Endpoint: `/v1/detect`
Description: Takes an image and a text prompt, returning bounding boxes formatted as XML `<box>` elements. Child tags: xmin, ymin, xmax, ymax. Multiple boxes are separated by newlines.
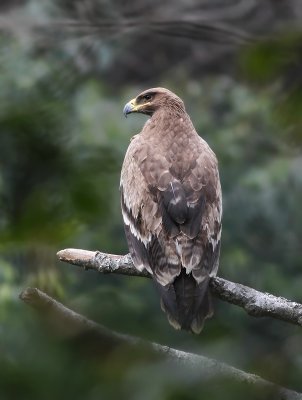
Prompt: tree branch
<box><xmin>19</xmin><ymin>287</ymin><xmax>302</xmax><ymax>400</ymax></box>
<box><xmin>57</xmin><ymin>248</ymin><xmax>302</xmax><ymax>328</ymax></box>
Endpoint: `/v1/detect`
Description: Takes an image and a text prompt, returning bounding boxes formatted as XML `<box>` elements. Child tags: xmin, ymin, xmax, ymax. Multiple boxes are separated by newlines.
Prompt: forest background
<box><xmin>1</xmin><ymin>1</ymin><xmax>302</xmax><ymax>399</ymax></box>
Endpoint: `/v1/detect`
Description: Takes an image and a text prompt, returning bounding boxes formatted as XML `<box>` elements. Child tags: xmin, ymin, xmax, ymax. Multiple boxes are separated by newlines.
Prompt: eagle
<box><xmin>121</xmin><ymin>88</ymin><xmax>222</xmax><ymax>333</ymax></box>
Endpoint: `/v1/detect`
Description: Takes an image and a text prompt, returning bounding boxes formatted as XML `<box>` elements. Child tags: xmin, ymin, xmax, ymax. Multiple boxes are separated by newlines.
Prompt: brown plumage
<box><xmin>121</xmin><ymin>88</ymin><xmax>222</xmax><ymax>333</ymax></box>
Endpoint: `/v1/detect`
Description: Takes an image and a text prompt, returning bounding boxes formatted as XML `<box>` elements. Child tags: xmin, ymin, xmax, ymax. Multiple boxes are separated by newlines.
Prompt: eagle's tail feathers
<box><xmin>156</xmin><ymin>271</ymin><xmax>213</xmax><ymax>334</ymax></box>
<box><xmin>190</xmin><ymin>290</ymin><xmax>213</xmax><ymax>334</ymax></box>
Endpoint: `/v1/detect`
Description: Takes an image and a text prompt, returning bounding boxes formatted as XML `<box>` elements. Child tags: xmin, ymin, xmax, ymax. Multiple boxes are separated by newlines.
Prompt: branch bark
<box><xmin>20</xmin><ymin>287</ymin><xmax>302</xmax><ymax>400</ymax></box>
<box><xmin>57</xmin><ymin>248</ymin><xmax>302</xmax><ymax>328</ymax></box>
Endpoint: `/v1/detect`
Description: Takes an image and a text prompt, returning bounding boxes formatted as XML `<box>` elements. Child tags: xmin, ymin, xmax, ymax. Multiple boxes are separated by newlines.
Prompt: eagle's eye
<box><xmin>143</xmin><ymin>94</ymin><xmax>152</xmax><ymax>101</ymax></box>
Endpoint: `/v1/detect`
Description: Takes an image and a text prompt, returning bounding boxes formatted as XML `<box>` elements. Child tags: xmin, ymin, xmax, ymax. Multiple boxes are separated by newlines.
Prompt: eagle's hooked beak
<box><xmin>123</xmin><ymin>98</ymin><xmax>138</xmax><ymax>118</ymax></box>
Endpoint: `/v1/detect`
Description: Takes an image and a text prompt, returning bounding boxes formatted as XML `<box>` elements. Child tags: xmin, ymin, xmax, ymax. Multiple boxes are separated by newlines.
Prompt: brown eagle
<box><xmin>121</xmin><ymin>88</ymin><xmax>222</xmax><ymax>333</ymax></box>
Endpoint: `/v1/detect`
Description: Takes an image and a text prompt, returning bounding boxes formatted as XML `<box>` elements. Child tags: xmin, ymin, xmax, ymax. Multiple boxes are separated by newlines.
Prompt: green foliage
<box><xmin>240</xmin><ymin>32</ymin><xmax>302</xmax><ymax>142</ymax></box>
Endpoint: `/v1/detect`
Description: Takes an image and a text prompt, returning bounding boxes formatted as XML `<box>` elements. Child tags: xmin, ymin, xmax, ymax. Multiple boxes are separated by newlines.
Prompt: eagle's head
<box><xmin>123</xmin><ymin>87</ymin><xmax>185</xmax><ymax>118</ymax></box>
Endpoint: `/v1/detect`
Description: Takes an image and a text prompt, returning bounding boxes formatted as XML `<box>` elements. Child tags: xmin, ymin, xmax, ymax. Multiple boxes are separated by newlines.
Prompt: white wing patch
<box><xmin>121</xmin><ymin>207</ymin><xmax>151</xmax><ymax>246</ymax></box>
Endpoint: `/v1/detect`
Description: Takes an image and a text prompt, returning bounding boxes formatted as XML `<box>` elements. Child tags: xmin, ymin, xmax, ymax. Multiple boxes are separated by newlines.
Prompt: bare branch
<box><xmin>20</xmin><ymin>287</ymin><xmax>302</xmax><ymax>400</ymax></box>
<box><xmin>57</xmin><ymin>248</ymin><xmax>302</xmax><ymax>328</ymax></box>
<box><xmin>19</xmin><ymin>287</ymin><xmax>136</xmax><ymax>347</ymax></box>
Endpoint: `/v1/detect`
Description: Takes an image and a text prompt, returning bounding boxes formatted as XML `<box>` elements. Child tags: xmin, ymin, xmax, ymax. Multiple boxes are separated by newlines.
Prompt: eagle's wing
<box><xmin>179</xmin><ymin>138</ymin><xmax>222</xmax><ymax>283</ymax></box>
<box><xmin>120</xmin><ymin>134</ymin><xmax>172</xmax><ymax>277</ymax></box>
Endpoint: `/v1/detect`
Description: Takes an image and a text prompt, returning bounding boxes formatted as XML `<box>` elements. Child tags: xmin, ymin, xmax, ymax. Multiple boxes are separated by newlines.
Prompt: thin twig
<box><xmin>57</xmin><ymin>248</ymin><xmax>302</xmax><ymax>328</ymax></box>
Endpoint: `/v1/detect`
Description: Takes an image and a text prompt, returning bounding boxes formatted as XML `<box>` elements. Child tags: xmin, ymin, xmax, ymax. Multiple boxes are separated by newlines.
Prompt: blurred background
<box><xmin>1</xmin><ymin>0</ymin><xmax>302</xmax><ymax>399</ymax></box>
